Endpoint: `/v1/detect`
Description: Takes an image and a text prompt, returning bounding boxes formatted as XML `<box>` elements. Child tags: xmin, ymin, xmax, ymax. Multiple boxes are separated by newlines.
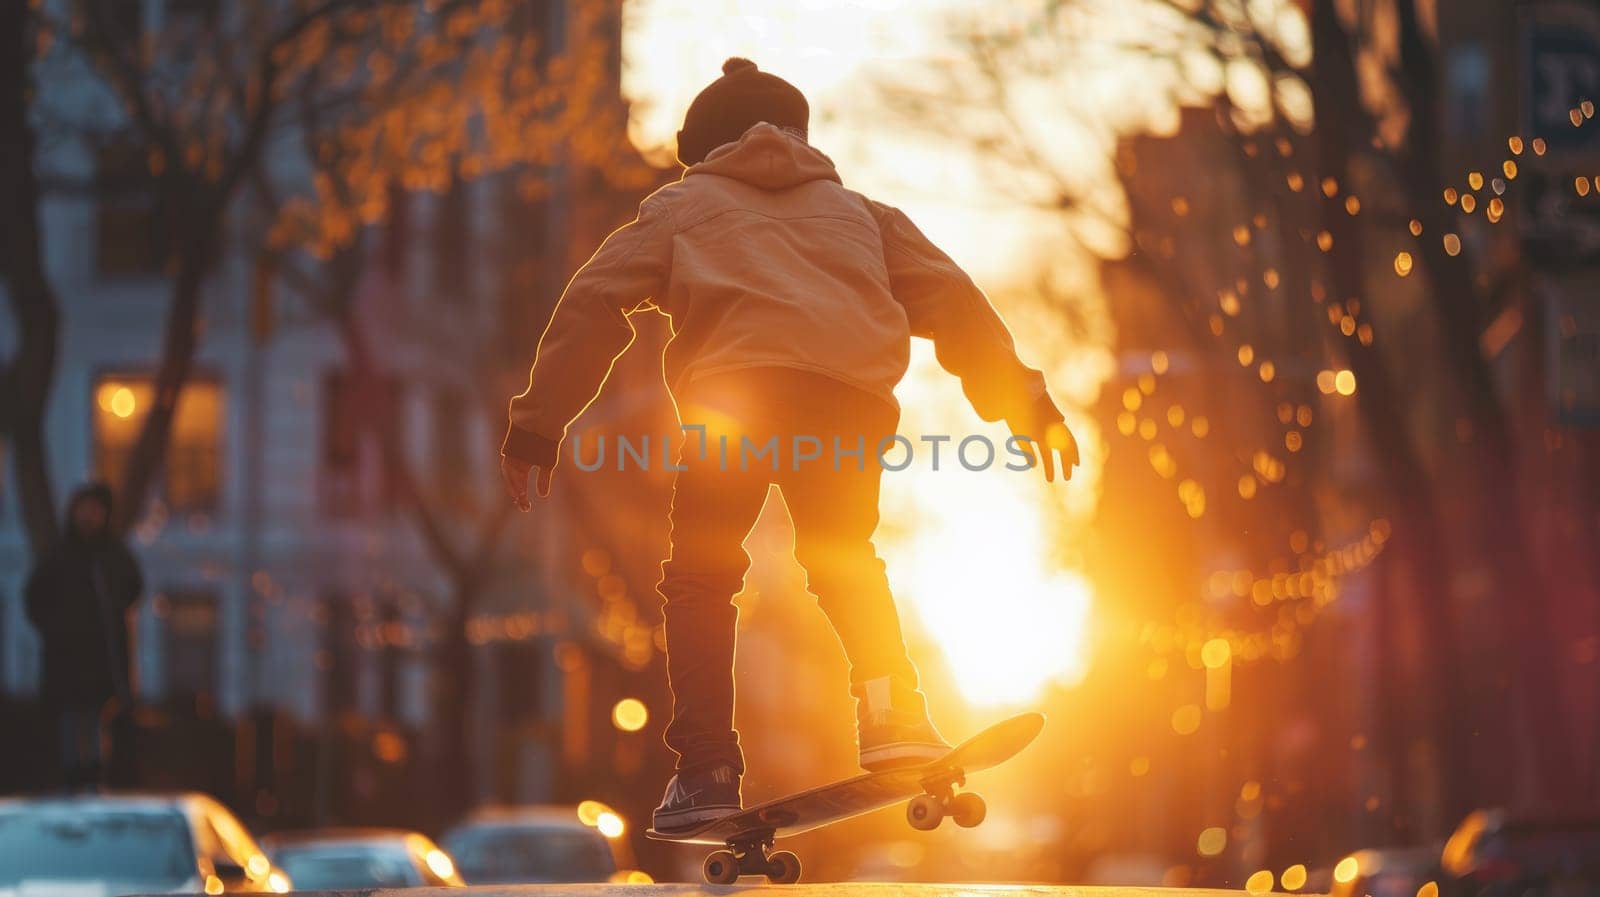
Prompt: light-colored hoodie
<box><xmin>503</xmin><ymin>123</ymin><xmax>1056</xmax><ymax>467</ymax></box>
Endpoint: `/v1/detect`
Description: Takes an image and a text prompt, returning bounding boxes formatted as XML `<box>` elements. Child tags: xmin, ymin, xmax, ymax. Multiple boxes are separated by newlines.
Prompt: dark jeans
<box><xmin>660</xmin><ymin>368</ymin><xmax>922</xmax><ymax>774</ymax></box>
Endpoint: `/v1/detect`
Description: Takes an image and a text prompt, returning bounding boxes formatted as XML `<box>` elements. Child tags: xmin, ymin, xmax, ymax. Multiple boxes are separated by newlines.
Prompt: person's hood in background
<box><xmin>63</xmin><ymin>481</ymin><xmax>115</xmax><ymax>543</ymax></box>
<box><xmin>685</xmin><ymin>123</ymin><xmax>841</xmax><ymax>192</ymax></box>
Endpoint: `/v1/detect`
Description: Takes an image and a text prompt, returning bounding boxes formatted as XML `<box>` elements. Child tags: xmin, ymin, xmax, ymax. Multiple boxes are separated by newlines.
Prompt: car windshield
<box><xmin>0</xmin><ymin>806</ymin><xmax>194</xmax><ymax>889</ymax></box>
<box><xmin>273</xmin><ymin>846</ymin><xmax>419</xmax><ymax>889</ymax></box>
<box><xmin>444</xmin><ymin>826</ymin><xmax>614</xmax><ymax>883</ymax></box>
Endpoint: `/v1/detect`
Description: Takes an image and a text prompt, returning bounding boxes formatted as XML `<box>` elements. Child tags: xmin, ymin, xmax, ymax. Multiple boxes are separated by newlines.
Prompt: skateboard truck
<box><xmin>701</xmin><ymin>829</ymin><xmax>802</xmax><ymax>884</ymax></box>
<box><xmin>906</xmin><ymin>767</ymin><xmax>987</xmax><ymax>831</ymax></box>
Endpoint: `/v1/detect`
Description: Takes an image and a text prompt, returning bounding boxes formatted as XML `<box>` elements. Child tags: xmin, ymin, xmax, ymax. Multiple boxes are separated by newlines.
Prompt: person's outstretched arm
<box><xmin>502</xmin><ymin>197</ymin><xmax>673</xmax><ymax>507</ymax></box>
<box><xmin>866</xmin><ymin>199</ymin><xmax>1079</xmax><ymax>481</ymax></box>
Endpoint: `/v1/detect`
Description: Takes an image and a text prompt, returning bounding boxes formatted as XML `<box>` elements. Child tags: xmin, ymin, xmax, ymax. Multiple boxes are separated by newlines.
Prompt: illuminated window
<box><xmin>93</xmin><ymin>375</ymin><xmax>223</xmax><ymax>512</ymax></box>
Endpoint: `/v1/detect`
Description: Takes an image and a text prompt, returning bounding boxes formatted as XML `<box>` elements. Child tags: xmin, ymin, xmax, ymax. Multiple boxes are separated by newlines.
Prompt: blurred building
<box><xmin>1089</xmin><ymin>0</ymin><xmax>1600</xmax><ymax>875</ymax></box>
<box><xmin>0</xmin><ymin>0</ymin><xmax>674</xmax><ymax>817</ymax></box>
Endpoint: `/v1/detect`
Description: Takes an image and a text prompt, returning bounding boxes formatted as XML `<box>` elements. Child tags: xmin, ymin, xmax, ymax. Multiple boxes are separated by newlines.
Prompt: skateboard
<box><xmin>646</xmin><ymin>711</ymin><xmax>1044</xmax><ymax>884</ymax></box>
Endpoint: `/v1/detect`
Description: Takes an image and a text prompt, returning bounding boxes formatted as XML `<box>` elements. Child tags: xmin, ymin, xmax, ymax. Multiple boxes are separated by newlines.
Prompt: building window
<box><xmin>1447</xmin><ymin>43</ymin><xmax>1490</xmax><ymax>140</ymax></box>
<box><xmin>383</xmin><ymin>185</ymin><xmax>410</xmax><ymax>280</ymax></box>
<box><xmin>322</xmin><ymin>592</ymin><xmax>359</xmax><ymax>717</ymax></box>
<box><xmin>155</xmin><ymin>589</ymin><xmax>218</xmax><ymax>702</ymax></box>
<box><xmin>104</xmin><ymin>0</ymin><xmax>144</xmax><ymax>41</ymax></box>
<box><xmin>497</xmin><ymin>188</ymin><xmax>552</xmax><ymax>360</ymax></box>
<box><xmin>321</xmin><ymin>372</ymin><xmax>404</xmax><ymax>517</ymax></box>
<box><xmin>434</xmin><ymin>177</ymin><xmax>471</xmax><ymax>299</ymax></box>
<box><xmin>536</xmin><ymin>0</ymin><xmax>566</xmax><ymax>59</ymax></box>
<box><xmin>497</xmin><ymin>641</ymin><xmax>544</xmax><ymax>722</ymax></box>
<box><xmin>93</xmin><ymin>375</ymin><xmax>223</xmax><ymax>513</ymax></box>
<box><xmin>164</xmin><ymin>0</ymin><xmax>218</xmax><ymax>33</ymax></box>
<box><xmin>434</xmin><ymin>389</ymin><xmax>472</xmax><ymax>511</ymax></box>
<box><xmin>94</xmin><ymin>143</ymin><xmax>165</xmax><ymax>278</ymax></box>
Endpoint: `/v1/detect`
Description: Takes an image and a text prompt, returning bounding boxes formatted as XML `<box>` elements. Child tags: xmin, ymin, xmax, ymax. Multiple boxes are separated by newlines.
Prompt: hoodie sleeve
<box><xmin>865</xmin><ymin>199</ymin><xmax>1061</xmax><ymax>427</ymax></box>
<box><xmin>503</xmin><ymin>197</ymin><xmax>674</xmax><ymax>467</ymax></box>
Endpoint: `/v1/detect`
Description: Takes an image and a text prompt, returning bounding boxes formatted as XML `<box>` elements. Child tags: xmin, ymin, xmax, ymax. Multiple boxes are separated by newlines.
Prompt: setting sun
<box><xmin>880</xmin><ymin>353</ymin><xmax>1094</xmax><ymax>707</ymax></box>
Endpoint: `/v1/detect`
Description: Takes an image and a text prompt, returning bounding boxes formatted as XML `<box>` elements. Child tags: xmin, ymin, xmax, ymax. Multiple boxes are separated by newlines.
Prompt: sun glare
<box><xmin>880</xmin><ymin>351</ymin><xmax>1094</xmax><ymax>707</ymax></box>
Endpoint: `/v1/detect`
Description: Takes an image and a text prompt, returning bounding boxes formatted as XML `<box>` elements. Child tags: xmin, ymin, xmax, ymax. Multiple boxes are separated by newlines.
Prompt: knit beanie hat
<box><xmin>677</xmin><ymin>58</ymin><xmax>810</xmax><ymax>167</ymax></box>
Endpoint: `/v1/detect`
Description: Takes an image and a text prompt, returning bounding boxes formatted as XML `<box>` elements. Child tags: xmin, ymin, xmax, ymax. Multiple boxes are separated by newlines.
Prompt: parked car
<box><xmin>1330</xmin><ymin>846</ymin><xmax>1442</xmax><ymax>897</ymax></box>
<box><xmin>440</xmin><ymin>806</ymin><xmax>619</xmax><ymax>883</ymax></box>
<box><xmin>0</xmin><ymin>792</ymin><xmax>290</xmax><ymax>895</ymax></box>
<box><xmin>1441</xmin><ymin>809</ymin><xmax>1600</xmax><ymax>897</ymax></box>
<box><xmin>261</xmin><ymin>828</ymin><xmax>465</xmax><ymax>889</ymax></box>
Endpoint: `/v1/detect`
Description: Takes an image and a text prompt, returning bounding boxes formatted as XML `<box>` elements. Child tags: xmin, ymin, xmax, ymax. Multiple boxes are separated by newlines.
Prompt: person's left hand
<box><xmin>501</xmin><ymin>454</ymin><xmax>553</xmax><ymax>511</ymax></box>
<box><xmin>1008</xmin><ymin>392</ymin><xmax>1080</xmax><ymax>484</ymax></box>
<box><xmin>1013</xmin><ymin>419</ymin><xmax>1080</xmax><ymax>483</ymax></box>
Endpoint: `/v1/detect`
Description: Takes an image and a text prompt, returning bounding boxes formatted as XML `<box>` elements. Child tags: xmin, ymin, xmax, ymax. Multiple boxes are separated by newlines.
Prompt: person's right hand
<box><xmin>501</xmin><ymin>454</ymin><xmax>554</xmax><ymax>511</ymax></box>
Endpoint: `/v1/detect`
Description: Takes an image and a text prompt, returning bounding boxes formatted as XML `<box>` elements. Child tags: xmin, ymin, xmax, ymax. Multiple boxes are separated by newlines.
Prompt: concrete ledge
<box><xmin>266</xmin><ymin>885</ymin><xmax>1284</xmax><ymax>897</ymax></box>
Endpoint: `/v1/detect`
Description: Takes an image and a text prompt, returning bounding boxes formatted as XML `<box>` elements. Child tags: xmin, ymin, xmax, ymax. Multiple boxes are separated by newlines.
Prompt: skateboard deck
<box><xmin>646</xmin><ymin>712</ymin><xmax>1043</xmax><ymax>882</ymax></box>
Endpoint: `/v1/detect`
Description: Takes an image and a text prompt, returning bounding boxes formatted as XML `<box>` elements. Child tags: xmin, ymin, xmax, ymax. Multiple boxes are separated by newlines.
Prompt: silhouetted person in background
<box><xmin>25</xmin><ymin>483</ymin><xmax>143</xmax><ymax>787</ymax></box>
<box><xmin>501</xmin><ymin>58</ymin><xmax>1078</xmax><ymax>832</ymax></box>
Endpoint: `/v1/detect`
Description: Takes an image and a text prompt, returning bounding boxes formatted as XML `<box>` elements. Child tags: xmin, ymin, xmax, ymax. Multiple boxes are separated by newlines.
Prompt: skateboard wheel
<box><xmin>703</xmin><ymin>849</ymin><xmax>740</xmax><ymax>884</ymax></box>
<box><xmin>907</xmin><ymin>793</ymin><xmax>944</xmax><ymax>831</ymax></box>
<box><xmin>950</xmin><ymin>792</ymin><xmax>986</xmax><ymax>828</ymax></box>
<box><xmin>766</xmin><ymin>850</ymin><xmax>802</xmax><ymax>884</ymax></box>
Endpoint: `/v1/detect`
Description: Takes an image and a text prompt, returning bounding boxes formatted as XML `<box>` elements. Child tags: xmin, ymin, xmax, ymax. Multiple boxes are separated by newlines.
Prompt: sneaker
<box><xmin>651</xmin><ymin>764</ymin><xmax>741</xmax><ymax>833</ymax></box>
<box><xmin>855</xmin><ymin>677</ymin><xmax>952</xmax><ymax>771</ymax></box>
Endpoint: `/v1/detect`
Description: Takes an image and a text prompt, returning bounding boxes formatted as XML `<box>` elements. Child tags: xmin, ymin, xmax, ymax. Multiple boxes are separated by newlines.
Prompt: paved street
<box><xmin>277</xmin><ymin>885</ymin><xmax>1273</xmax><ymax>897</ymax></box>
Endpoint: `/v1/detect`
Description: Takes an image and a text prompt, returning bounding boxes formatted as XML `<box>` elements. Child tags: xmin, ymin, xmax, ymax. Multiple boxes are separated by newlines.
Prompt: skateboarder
<box><xmin>501</xmin><ymin>58</ymin><xmax>1078</xmax><ymax>833</ymax></box>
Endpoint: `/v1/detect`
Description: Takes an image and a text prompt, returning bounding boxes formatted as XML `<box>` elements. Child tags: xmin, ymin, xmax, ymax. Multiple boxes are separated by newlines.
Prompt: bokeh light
<box><xmin>612</xmin><ymin>697</ymin><xmax>649</xmax><ymax>732</ymax></box>
<box><xmin>596</xmin><ymin>811</ymin><xmax>626</xmax><ymax>838</ymax></box>
<box><xmin>1334</xmin><ymin>856</ymin><xmax>1360</xmax><ymax>884</ymax></box>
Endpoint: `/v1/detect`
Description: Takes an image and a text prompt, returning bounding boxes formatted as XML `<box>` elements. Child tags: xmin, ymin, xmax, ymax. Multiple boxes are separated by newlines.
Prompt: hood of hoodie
<box><xmin>685</xmin><ymin>123</ymin><xmax>841</xmax><ymax>191</ymax></box>
<box><xmin>64</xmin><ymin>481</ymin><xmax>115</xmax><ymax>544</ymax></box>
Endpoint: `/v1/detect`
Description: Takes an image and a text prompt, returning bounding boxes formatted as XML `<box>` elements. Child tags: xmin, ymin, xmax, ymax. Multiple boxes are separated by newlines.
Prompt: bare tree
<box><xmin>27</xmin><ymin>0</ymin><xmax>654</xmax><ymax>539</ymax></box>
<box><xmin>0</xmin><ymin>0</ymin><xmax>61</xmax><ymax>554</ymax></box>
